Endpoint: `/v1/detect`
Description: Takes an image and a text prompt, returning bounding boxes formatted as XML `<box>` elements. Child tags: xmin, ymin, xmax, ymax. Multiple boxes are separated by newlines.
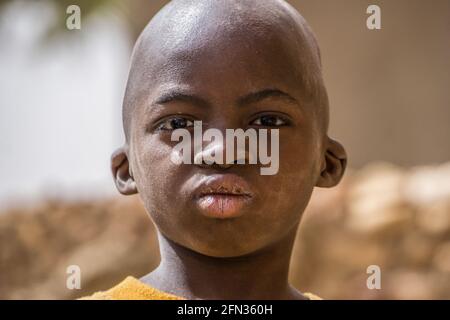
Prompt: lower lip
<box><xmin>196</xmin><ymin>194</ymin><xmax>251</xmax><ymax>219</ymax></box>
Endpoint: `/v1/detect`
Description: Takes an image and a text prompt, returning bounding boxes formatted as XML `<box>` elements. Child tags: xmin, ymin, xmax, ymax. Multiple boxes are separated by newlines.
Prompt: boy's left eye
<box><xmin>250</xmin><ymin>115</ymin><xmax>288</xmax><ymax>127</ymax></box>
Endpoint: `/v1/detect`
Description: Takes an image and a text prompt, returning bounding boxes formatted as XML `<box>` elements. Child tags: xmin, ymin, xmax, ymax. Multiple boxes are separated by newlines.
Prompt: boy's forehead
<box><xmin>135</xmin><ymin>25</ymin><xmax>310</xmax><ymax>104</ymax></box>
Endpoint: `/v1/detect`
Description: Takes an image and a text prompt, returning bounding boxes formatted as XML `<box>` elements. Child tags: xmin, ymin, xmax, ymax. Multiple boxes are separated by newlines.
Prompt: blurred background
<box><xmin>0</xmin><ymin>0</ymin><xmax>449</xmax><ymax>299</ymax></box>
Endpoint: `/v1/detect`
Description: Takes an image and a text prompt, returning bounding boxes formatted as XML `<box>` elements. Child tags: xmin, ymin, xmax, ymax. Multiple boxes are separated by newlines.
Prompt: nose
<box><xmin>194</xmin><ymin>136</ymin><xmax>251</xmax><ymax>169</ymax></box>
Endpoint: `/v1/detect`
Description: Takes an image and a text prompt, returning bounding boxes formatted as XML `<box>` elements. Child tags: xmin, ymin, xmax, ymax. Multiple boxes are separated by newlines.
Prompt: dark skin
<box><xmin>111</xmin><ymin>0</ymin><xmax>347</xmax><ymax>300</ymax></box>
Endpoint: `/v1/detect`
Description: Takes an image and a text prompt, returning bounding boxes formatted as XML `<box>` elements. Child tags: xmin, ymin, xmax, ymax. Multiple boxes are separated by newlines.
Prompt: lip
<box><xmin>193</xmin><ymin>174</ymin><xmax>254</xmax><ymax>219</ymax></box>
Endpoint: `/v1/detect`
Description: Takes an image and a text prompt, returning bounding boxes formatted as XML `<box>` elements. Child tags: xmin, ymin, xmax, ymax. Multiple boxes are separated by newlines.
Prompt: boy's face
<box><xmin>113</xmin><ymin>7</ymin><xmax>346</xmax><ymax>258</ymax></box>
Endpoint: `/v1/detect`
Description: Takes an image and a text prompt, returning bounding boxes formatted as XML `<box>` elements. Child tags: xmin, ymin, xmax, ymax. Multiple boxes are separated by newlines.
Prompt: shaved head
<box><xmin>112</xmin><ymin>0</ymin><xmax>348</xmax><ymax>264</ymax></box>
<box><xmin>122</xmin><ymin>0</ymin><xmax>329</xmax><ymax>142</ymax></box>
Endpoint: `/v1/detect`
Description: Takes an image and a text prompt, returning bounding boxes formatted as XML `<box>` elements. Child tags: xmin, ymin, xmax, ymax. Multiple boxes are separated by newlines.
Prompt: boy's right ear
<box><xmin>111</xmin><ymin>146</ymin><xmax>137</xmax><ymax>195</ymax></box>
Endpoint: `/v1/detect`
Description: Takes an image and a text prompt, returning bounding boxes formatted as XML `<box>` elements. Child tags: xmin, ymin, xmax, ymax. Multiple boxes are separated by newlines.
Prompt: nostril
<box><xmin>193</xmin><ymin>146</ymin><xmax>248</xmax><ymax>168</ymax></box>
<box><xmin>197</xmin><ymin>157</ymin><xmax>246</xmax><ymax>167</ymax></box>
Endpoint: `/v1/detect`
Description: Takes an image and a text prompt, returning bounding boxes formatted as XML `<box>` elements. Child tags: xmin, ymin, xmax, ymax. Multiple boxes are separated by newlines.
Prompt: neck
<box><xmin>142</xmin><ymin>225</ymin><xmax>304</xmax><ymax>300</ymax></box>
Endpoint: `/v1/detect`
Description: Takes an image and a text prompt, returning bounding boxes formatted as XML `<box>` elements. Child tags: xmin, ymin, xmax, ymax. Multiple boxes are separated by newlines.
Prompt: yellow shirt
<box><xmin>80</xmin><ymin>276</ymin><xmax>321</xmax><ymax>300</ymax></box>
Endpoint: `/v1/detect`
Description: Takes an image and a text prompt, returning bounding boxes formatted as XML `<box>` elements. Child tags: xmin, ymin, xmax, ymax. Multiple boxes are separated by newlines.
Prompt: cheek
<box><xmin>131</xmin><ymin>136</ymin><xmax>186</xmax><ymax>218</ymax></box>
<box><xmin>279</xmin><ymin>127</ymin><xmax>321</xmax><ymax>178</ymax></box>
<box><xmin>263</xmin><ymin>130</ymin><xmax>320</xmax><ymax>213</ymax></box>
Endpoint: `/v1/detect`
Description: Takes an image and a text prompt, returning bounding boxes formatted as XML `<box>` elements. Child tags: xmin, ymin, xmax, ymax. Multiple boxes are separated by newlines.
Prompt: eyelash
<box><xmin>155</xmin><ymin>113</ymin><xmax>291</xmax><ymax>131</ymax></box>
<box><xmin>249</xmin><ymin>114</ymin><xmax>291</xmax><ymax>127</ymax></box>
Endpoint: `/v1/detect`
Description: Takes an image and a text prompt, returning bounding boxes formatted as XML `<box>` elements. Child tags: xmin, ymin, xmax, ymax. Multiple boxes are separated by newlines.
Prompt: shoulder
<box><xmin>303</xmin><ymin>292</ymin><xmax>323</xmax><ymax>300</ymax></box>
<box><xmin>78</xmin><ymin>290</ymin><xmax>112</xmax><ymax>300</ymax></box>
<box><xmin>78</xmin><ymin>276</ymin><xmax>184</xmax><ymax>300</ymax></box>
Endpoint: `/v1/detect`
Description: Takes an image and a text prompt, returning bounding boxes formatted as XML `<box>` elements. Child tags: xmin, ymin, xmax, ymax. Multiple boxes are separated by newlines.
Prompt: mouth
<box><xmin>194</xmin><ymin>174</ymin><xmax>254</xmax><ymax>219</ymax></box>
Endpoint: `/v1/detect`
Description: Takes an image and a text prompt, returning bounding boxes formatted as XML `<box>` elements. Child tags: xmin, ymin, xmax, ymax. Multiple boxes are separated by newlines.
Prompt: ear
<box><xmin>316</xmin><ymin>137</ymin><xmax>347</xmax><ymax>188</ymax></box>
<box><xmin>111</xmin><ymin>146</ymin><xmax>138</xmax><ymax>195</ymax></box>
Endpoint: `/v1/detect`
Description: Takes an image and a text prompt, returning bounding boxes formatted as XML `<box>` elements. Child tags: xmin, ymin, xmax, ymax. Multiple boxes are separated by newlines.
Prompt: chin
<box><xmin>186</xmin><ymin>238</ymin><xmax>272</xmax><ymax>259</ymax></box>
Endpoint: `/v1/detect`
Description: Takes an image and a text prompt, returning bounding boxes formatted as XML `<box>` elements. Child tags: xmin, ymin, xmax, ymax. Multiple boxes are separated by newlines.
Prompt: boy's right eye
<box><xmin>157</xmin><ymin>117</ymin><xmax>194</xmax><ymax>130</ymax></box>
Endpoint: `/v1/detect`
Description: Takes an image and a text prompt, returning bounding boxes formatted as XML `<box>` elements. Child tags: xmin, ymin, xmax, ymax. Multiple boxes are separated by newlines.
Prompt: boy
<box><xmin>83</xmin><ymin>0</ymin><xmax>346</xmax><ymax>300</ymax></box>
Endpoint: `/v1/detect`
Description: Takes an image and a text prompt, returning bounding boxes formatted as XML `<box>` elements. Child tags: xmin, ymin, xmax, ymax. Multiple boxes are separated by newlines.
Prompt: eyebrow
<box><xmin>237</xmin><ymin>88</ymin><xmax>299</xmax><ymax>107</ymax></box>
<box><xmin>153</xmin><ymin>88</ymin><xmax>299</xmax><ymax>108</ymax></box>
<box><xmin>153</xmin><ymin>91</ymin><xmax>210</xmax><ymax>108</ymax></box>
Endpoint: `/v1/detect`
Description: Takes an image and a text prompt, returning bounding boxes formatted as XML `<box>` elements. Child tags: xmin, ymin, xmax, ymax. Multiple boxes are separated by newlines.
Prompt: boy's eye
<box><xmin>250</xmin><ymin>115</ymin><xmax>288</xmax><ymax>127</ymax></box>
<box><xmin>158</xmin><ymin>117</ymin><xmax>194</xmax><ymax>130</ymax></box>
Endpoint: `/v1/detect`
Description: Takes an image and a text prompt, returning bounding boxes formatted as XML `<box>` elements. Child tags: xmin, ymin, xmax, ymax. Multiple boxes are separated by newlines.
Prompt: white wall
<box><xmin>0</xmin><ymin>1</ymin><xmax>131</xmax><ymax>208</ymax></box>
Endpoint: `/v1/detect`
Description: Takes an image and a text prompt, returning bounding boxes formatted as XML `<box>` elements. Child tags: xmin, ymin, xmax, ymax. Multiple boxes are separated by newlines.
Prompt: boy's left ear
<box><xmin>316</xmin><ymin>137</ymin><xmax>347</xmax><ymax>188</ymax></box>
<box><xmin>111</xmin><ymin>146</ymin><xmax>138</xmax><ymax>195</ymax></box>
